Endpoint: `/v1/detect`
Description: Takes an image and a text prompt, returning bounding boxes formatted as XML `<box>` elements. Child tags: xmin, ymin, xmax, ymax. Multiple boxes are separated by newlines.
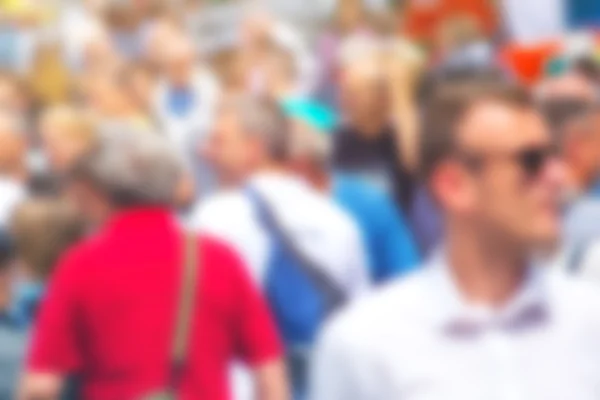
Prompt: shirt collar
<box><xmin>426</xmin><ymin>250</ymin><xmax>551</xmax><ymax>337</ymax></box>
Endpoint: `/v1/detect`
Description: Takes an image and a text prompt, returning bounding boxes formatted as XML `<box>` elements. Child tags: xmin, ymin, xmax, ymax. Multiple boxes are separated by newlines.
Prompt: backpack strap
<box><xmin>245</xmin><ymin>187</ymin><xmax>347</xmax><ymax>313</ymax></box>
<box><xmin>168</xmin><ymin>231</ymin><xmax>200</xmax><ymax>392</ymax></box>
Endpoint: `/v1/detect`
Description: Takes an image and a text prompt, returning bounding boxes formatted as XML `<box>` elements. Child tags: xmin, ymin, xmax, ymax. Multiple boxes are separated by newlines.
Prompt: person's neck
<box><xmin>445</xmin><ymin>223</ymin><xmax>528</xmax><ymax>308</ymax></box>
<box><xmin>351</xmin><ymin>116</ymin><xmax>387</xmax><ymax>138</ymax></box>
<box><xmin>251</xmin><ymin>162</ymin><xmax>290</xmax><ymax>180</ymax></box>
<box><xmin>305</xmin><ymin>167</ymin><xmax>331</xmax><ymax>193</ymax></box>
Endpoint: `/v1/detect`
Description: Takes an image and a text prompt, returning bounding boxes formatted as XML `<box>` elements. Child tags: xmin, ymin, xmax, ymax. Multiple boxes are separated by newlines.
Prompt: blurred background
<box><xmin>2</xmin><ymin>0</ymin><xmax>600</xmax><ymax>399</ymax></box>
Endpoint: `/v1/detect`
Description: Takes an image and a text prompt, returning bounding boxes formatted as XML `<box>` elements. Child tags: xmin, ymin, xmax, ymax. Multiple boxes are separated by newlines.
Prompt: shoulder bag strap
<box><xmin>168</xmin><ymin>231</ymin><xmax>200</xmax><ymax>392</ymax></box>
<box><xmin>245</xmin><ymin>187</ymin><xmax>347</xmax><ymax>312</ymax></box>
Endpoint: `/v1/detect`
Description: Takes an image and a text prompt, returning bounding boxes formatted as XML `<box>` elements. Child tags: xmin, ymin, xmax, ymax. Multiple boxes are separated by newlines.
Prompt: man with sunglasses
<box><xmin>310</xmin><ymin>81</ymin><xmax>600</xmax><ymax>400</ymax></box>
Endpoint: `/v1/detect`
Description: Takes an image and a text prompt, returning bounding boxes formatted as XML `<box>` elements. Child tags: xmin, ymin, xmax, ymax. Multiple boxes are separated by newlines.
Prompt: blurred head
<box><xmin>554</xmin><ymin>107</ymin><xmax>600</xmax><ymax>192</ymax></box>
<box><xmin>161</xmin><ymin>36</ymin><xmax>196</xmax><ymax>87</ymax></box>
<box><xmin>81</xmin><ymin>68</ymin><xmax>139</xmax><ymax>117</ymax></box>
<box><xmin>67</xmin><ymin>127</ymin><xmax>183</xmax><ymax>226</ymax></box>
<box><xmin>422</xmin><ymin>82</ymin><xmax>563</xmax><ymax>252</ymax></box>
<box><xmin>0</xmin><ymin>110</ymin><xmax>27</xmax><ymax>180</ymax></box>
<box><xmin>204</xmin><ymin>95</ymin><xmax>290</xmax><ymax>186</ymax></box>
<box><xmin>145</xmin><ymin>18</ymin><xmax>183</xmax><ymax>67</ymax></box>
<box><xmin>11</xmin><ymin>199</ymin><xmax>85</xmax><ymax>281</ymax></box>
<box><xmin>536</xmin><ymin>71</ymin><xmax>596</xmax><ymax>104</ymax></box>
<box><xmin>104</xmin><ymin>0</ymin><xmax>141</xmax><ymax>31</ymax></box>
<box><xmin>538</xmin><ymin>71</ymin><xmax>598</xmax><ymax>191</ymax></box>
<box><xmin>264</xmin><ymin>45</ymin><xmax>297</xmax><ymax>99</ymax></box>
<box><xmin>0</xmin><ymin>71</ymin><xmax>29</xmax><ymax>114</ymax></box>
<box><xmin>123</xmin><ymin>63</ymin><xmax>157</xmax><ymax>111</ymax></box>
<box><xmin>286</xmin><ymin>119</ymin><xmax>332</xmax><ymax>188</ymax></box>
<box><xmin>241</xmin><ymin>12</ymin><xmax>273</xmax><ymax>52</ymax></box>
<box><xmin>39</xmin><ymin>105</ymin><xmax>97</xmax><ymax>174</ymax></box>
<box><xmin>339</xmin><ymin>56</ymin><xmax>389</xmax><ymax>131</ymax></box>
<box><xmin>82</xmin><ymin>30</ymin><xmax>121</xmax><ymax>74</ymax></box>
<box><xmin>333</xmin><ymin>0</ymin><xmax>367</xmax><ymax>33</ymax></box>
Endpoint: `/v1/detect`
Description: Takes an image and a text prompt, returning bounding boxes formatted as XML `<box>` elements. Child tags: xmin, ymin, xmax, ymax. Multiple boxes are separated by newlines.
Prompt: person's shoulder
<box><xmin>49</xmin><ymin>234</ymin><xmax>104</xmax><ymax>282</ymax></box>
<box><xmin>189</xmin><ymin>190</ymin><xmax>251</xmax><ymax>229</ymax></box>
<box><xmin>321</xmin><ymin>270</ymin><xmax>433</xmax><ymax>349</ymax></box>
<box><xmin>314</xmin><ymin>188</ymin><xmax>362</xmax><ymax>237</ymax></box>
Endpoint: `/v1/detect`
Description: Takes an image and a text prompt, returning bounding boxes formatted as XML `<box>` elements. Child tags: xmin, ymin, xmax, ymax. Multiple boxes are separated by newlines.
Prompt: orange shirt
<box><xmin>403</xmin><ymin>0</ymin><xmax>498</xmax><ymax>44</ymax></box>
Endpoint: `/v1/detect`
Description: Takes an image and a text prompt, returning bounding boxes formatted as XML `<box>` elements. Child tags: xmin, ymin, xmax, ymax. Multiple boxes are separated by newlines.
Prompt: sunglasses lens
<box><xmin>520</xmin><ymin>149</ymin><xmax>548</xmax><ymax>177</ymax></box>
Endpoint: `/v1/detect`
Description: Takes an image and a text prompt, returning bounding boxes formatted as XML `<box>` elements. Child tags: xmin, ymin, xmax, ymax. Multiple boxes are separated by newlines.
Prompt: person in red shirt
<box><xmin>19</xmin><ymin>128</ymin><xmax>288</xmax><ymax>400</ymax></box>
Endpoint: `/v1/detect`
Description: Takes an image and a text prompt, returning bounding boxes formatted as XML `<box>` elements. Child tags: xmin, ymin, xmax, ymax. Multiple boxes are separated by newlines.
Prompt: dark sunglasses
<box><xmin>456</xmin><ymin>145</ymin><xmax>557</xmax><ymax>179</ymax></box>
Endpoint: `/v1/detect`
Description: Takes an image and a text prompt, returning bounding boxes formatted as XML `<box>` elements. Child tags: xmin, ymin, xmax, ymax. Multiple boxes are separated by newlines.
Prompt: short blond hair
<box><xmin>40</xmin><ymin>104</ymin><xmax>96</xmax><ymax>144</ymax></box>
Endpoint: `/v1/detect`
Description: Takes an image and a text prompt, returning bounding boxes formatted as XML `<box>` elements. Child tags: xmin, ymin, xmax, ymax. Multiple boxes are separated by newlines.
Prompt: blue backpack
<box><xmin>246</xmin><ymin>188</ymin><xmax>347</xmax><ymax>395</ymax></box>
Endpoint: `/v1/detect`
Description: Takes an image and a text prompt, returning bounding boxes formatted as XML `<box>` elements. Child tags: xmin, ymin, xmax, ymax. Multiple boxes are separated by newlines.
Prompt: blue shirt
<box><xmin>167</xmin><ymin>86</ymin><xmax>196</xmax><ymax>117</ymax></box>
<box><xmin>333</xmin><ymin>174</ymin><xmax>420</xmax><ymax>283</ymax></box>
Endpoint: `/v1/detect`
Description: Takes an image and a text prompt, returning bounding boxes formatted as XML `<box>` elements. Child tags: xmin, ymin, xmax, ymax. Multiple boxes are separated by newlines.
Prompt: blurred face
<box><xmin>128</xmin><ymin>68</ymin><xmax>156</xmax><ymax>110</ymax></box>
<box><xmin>0</xmin><ymin>129</ymin><xmax>26</xmax><ymax>176</ymax></box>
<box><xmin>64</xmin><ymin>180</ymin><xmax>110</xmax><ymax>230</ymax></box>
<box><xmin>339</xmin><ymin>67</ymin><xmax>388</xmax><ymax>127</ymax></box>
<box><xmin>203</xmin><ymin>108</ymin><xmax>257</xmax><ymax>187</ymax></box>
<box><xmin>40</xmin><ymin>119</ymin><xmax>86</xmax><ymax>173</ymax></box>
<box><xmin>165</xmin><ymin>54</ymin><xmax>194</xmax><ymax>87</ymax></box>
<box><xmin>563</xmin><ymin>113</ymin><xmax>600</xmax><ymax>187</ymax></box>
<box><xmin>0</xmin><ymin>79</ymin><xmax>27</xmax><ymax>114</ymax></box>
<box><xmin>335</xmin><ymin>0</ymin><xmax>365</xmax><ymax>32</ymax></box>
<box><xmin>433</xmin><ymin>102</ymin><xmax>563</xmax><ymax>249</ymax></box>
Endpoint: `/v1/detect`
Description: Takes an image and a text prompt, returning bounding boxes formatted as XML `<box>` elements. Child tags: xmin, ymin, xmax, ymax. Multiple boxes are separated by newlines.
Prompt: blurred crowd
<box><xmin>2</xmin><ymin>0</ymin><xmax>600</xmax><ymax>399</ymax></box>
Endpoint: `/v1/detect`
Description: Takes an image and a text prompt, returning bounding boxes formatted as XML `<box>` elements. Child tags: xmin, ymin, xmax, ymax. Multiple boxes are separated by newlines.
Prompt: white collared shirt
<box><xmin>310</xmin><ymin>256</ymin><xmax>600</xmax><ymax>400</ymax></box>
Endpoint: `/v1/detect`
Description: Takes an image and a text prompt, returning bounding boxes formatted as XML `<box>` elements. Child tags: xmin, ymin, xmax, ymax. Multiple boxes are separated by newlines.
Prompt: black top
<box><xmin>332</xmin><ymin>124</ymin><xmax>415</xmax><ymax>213</ymax></box>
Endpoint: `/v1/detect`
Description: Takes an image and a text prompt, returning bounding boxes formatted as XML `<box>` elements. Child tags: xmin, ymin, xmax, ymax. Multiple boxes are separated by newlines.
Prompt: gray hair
<box><xmin>289</xmin><ymin>120</ymin><xmax>332</xmax><ymax>168</ymax></box>
<box><xmin>221</xmin><ymin>94</ymin><xmax>290</xmax><ymax>161</ymax></box>
<box><xmin>71</xmin><ymin>126</ymin><xmax>184</xmax><ymax>207</ymax></box>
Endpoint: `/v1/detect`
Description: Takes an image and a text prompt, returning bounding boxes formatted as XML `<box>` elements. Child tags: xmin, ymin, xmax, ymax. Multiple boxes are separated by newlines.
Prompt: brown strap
<box><xmin>169</xmin><ymin>232</ymin><xmax>199</xmax><ymax>388</ymax></box>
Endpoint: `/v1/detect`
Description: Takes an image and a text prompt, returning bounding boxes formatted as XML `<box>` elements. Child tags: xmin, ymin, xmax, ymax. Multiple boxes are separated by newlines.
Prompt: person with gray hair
<box><xmin>190</xmin><ymin>94</ymin><xmax>369</xmax><ymax>399</ymax></box>
<box><xmin>68</xmin><ymin>127</ymin><xmax>182</xmax><ymax>220</ymax></box>
<box><xmin>20</xmin><ymin>126</ymin><xmax>288</xmax><ymax>400</ymax></box>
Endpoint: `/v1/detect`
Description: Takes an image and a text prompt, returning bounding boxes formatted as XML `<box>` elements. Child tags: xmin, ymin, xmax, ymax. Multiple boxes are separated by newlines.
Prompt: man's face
<box><xmin>165</xmin><ymin>55</ymin><xmax>194</xmax><ymax>88</ymax></box>
<box><xmin>568</xmin><ymin>113</ymin><xmax>600</xmax><ymax>184</ymax></box>
<box><xmin>435</xmin><ymin>102</ymin><xmax>564</xmax><ymax>249</ymax></box>
<box><xmin>203</xmin><ymin>108</ymin><xmax>255</xmax><ymax>187</ymax></box>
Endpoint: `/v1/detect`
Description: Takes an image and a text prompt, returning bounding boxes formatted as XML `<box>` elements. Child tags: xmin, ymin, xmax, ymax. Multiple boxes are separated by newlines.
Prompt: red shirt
<box><xmin>28</xmin><ymin>208</ymin><xmax>282</xmax><ymax>400</ymax></box>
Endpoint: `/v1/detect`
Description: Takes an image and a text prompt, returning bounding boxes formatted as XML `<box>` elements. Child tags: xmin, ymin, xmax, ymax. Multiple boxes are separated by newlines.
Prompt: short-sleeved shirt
<box><xmin>27</xmin><ymin>208</ymin><xmax>282</xmax><ymax>400</ymax></box>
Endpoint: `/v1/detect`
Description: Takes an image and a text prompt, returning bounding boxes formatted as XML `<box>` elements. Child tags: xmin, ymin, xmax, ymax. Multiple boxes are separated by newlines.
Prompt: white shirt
<box><xmin>500</xmin><ymin>0</ymin><xmax>565</xmax><ymax>43</ymax></box>
<box><xmin>189</xmin><ymin>173</ymin><xmax>369</xmax><ymax>294</ymax></box>
<box><xmin>311</xmin><ymin>255</ymin><xmax>600</xmax><ymax>400</ymax></box>
<box><xmin>154</xmin><ymin>68</ymin><xmax>220</xmax><ymax>162</ymax></box>
<box><xmin>0</xmin><ymin>178</ymin><xmax>25</xmax><ymax>227</ymax></box>
<box><xmin>189</xmin><ymin>173</ymin><xmax>370</xmax><ymax>400</ymax></box>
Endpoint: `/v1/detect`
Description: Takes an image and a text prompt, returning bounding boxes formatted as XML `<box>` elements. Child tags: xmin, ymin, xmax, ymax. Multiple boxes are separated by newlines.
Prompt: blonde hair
<box><xmin>41</xmin><ymin>104</ymin><xmax>97</xmax><ymax>145</ymax></box>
